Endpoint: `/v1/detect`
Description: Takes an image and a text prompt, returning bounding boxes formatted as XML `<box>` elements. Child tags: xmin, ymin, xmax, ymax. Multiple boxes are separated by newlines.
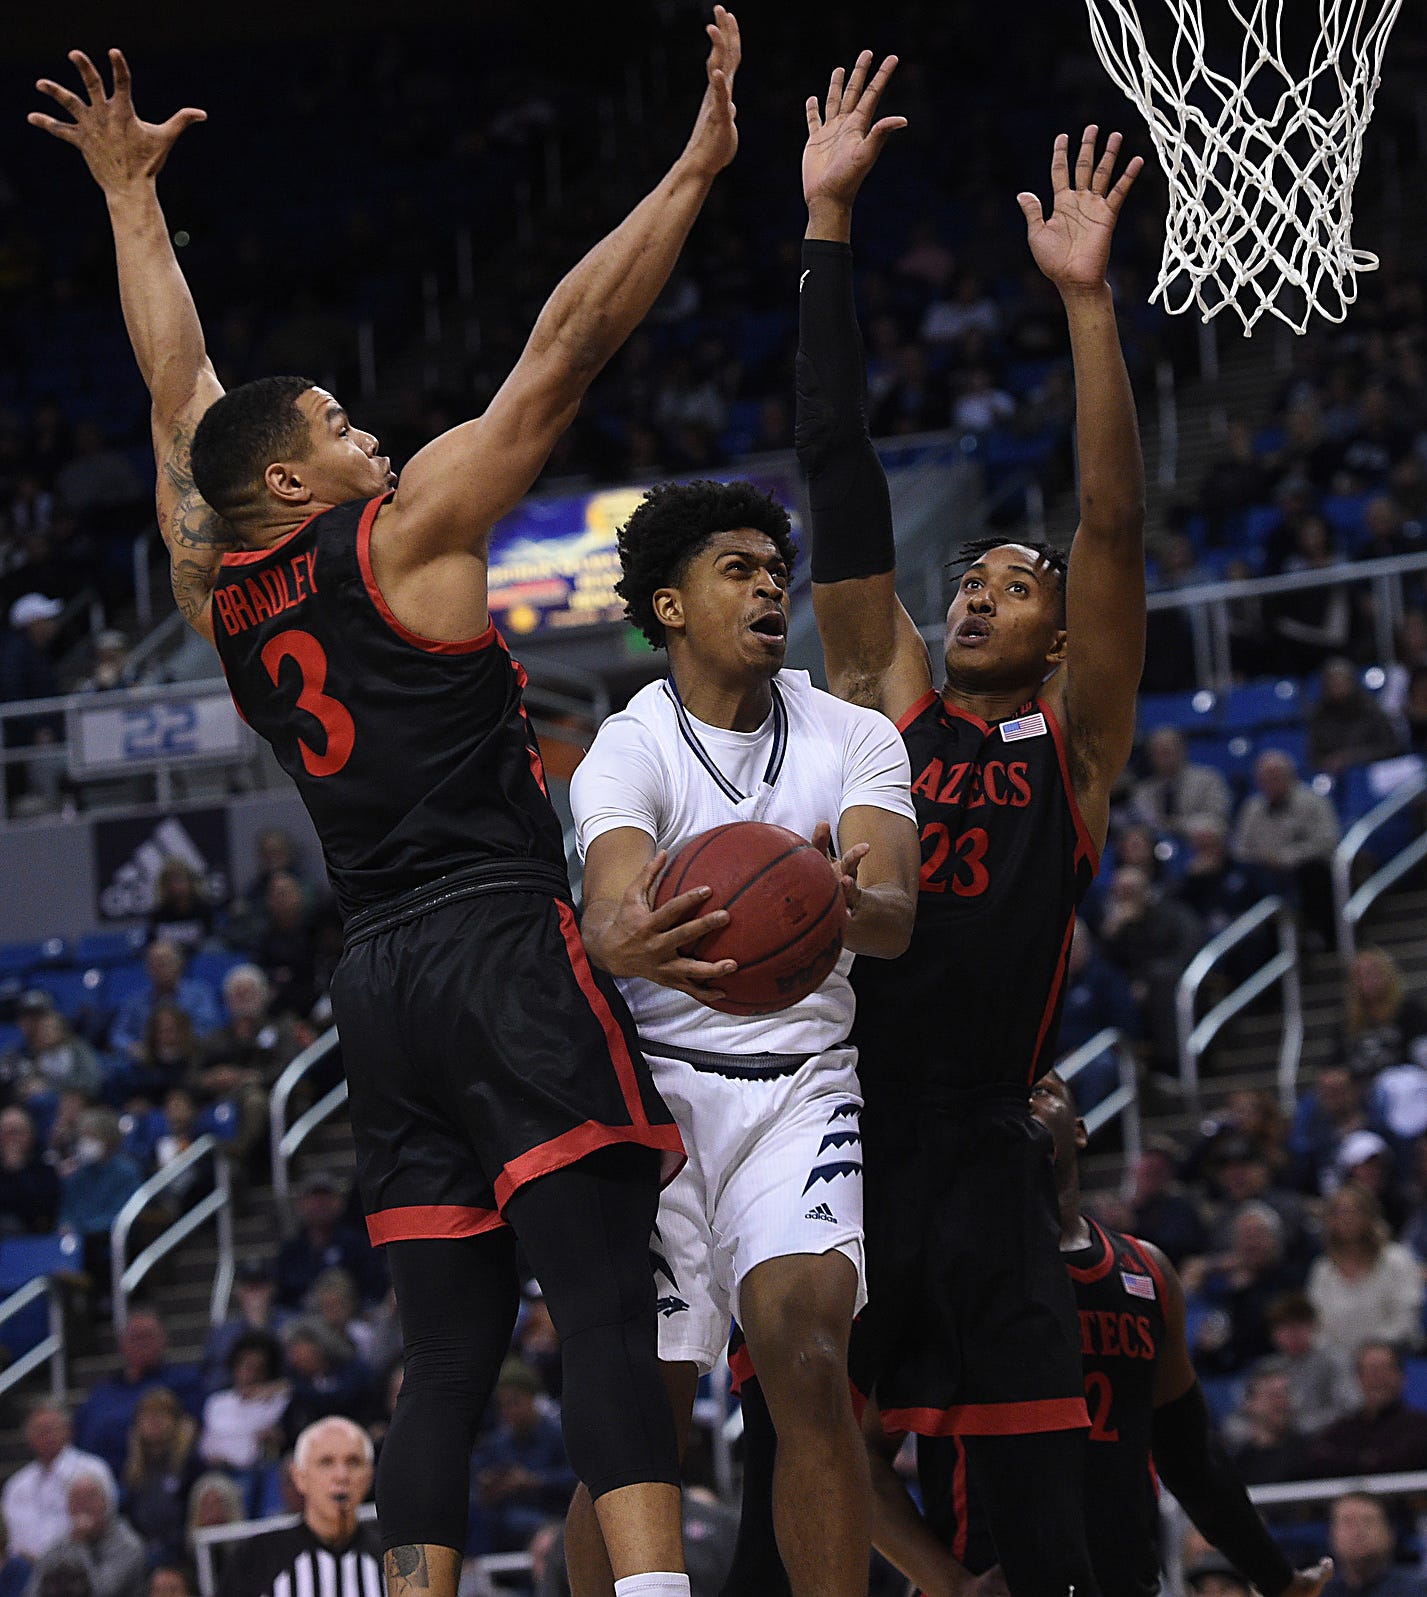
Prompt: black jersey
<box><xmin>925</xmin><ymin>1220</ymin><xmax>1169</xmax><ymax>1597</ymax></box>
<box><xmin>212</xmin><ymin>492</ymin><xmax>567</xmax><ymax>919</ymax></box>
<box><xmin>851</xmin><ymin>689</ymin><xmax>1097</xmax><ymax>1102</ymax></box>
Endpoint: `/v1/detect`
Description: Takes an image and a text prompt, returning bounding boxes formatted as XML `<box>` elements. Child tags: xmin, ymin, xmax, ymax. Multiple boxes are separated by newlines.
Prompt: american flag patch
<box><xmin>1000</xmin><ymin>712</ymin><xmax>1047</xmax><ymax>742</ymax></box>
<box><xmin>1122</xmin><ymin>1271</ymin><xmax>1155</xmax><ymax>1300</ymax></box>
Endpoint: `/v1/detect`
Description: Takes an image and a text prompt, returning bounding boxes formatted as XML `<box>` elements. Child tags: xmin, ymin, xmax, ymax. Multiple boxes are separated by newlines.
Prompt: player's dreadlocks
<box><xmin>616</xmin><ymin>479</ymin><xmax>799</xmax><ymax>649</ymax></box>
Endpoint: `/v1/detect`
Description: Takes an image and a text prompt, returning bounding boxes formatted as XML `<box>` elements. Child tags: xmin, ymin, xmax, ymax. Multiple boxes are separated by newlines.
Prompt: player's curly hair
<box><xmin>947</xmin><ymin>537</ymin><xmax>1069</xmax><ymax>620</ymax></box>
<box><xmin>616</xmin><ymin>479</ymin><xmax>799</xmax><ymax>649</ymax></box>
<box><xmin>191</xmin><ymin>375</ymin><xmax>315</xmax><ymax>517</ymax></box>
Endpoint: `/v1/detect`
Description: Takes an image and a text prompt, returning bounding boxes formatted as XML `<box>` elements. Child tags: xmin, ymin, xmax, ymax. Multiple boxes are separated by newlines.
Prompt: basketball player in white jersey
<box><xmin>566</xmin><ymin>479</ymin><xmax>920</xmax><ymax>1597</ymax></box>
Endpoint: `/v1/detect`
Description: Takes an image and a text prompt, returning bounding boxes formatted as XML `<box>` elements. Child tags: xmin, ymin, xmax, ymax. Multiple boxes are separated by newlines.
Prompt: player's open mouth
<box><xmin>749</xmin><ymin>611</ymin><xmax>786</xmax><ymax>638</ymax></box>
<box><xmin>955</xmin><ymin>618</ymin><xmax>991</xmax><ymax>646</ymax></box>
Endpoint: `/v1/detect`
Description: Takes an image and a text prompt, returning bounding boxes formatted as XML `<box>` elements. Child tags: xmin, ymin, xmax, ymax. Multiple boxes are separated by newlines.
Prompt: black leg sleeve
<box><xmin>376</xmin><ymin>1230</ymin><xmax>521</xmax><ymax>1553</ymax></box>
<box><xmin>961</xmin><ymin>1431</ymin><xmax>1101</xmax><ymax>1597</ymax></box>
<box><xmin>796</xmin><ymin>239</ymin><xmax>897</xmax><ymax>584</ymax></box>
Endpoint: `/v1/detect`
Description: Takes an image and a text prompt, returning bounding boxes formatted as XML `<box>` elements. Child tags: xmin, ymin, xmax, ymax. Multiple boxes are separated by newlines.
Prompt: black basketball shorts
<box><xmin>851</xmin><ymin>1087</ymin><xmax>1087</xmax><ymax>1436</ymax></box>
<box><xmin>331</xmin><ymin>886</ymin><xmax>685</xmax><ymax>1246</ymax></box>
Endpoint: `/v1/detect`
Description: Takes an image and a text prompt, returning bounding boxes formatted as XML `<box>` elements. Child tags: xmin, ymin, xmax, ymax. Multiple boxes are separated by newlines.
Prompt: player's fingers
<box><xmin>1075</xmin><ymin>123</ymin><xmax>1098</xmax><ymax>188</ymax></box>
<box><xmin>162</xmin><ymin>108</ymin><xmax>208</xmax><ymax>138</ymax></box>
<box><xmin>858</xmin><ymin>53</ymin><xmax>899</xmax><ymax>120</ymax></box>
<box><xmin>665</xmin><ymin>955</ymin><xmax>738</xmax><ymax>982</ymax></box>
<box><xmin>717</xmin><ymin>6</ymin><xmax>741</xmax><ymax>76</ymax></box>
<box><xmin>67</xmin><ymin>50</ymin><xmax>106</xmax><ymax>103</ymax></box>
<box><xmin>1050</xmin><ymin>131</ymin><xmax>1070</xmax><ymax>193</ymax></box>
<box><xmin>35</xmin><ymin>79</ymin><xmax>85</xmax><ymax>118</ymax></box>
<box><xmin>824</xmin><ymin>64</ymin><xmax>845</xmax><ymax>121</ymax></box>
<box><xmin>805</xmin><ymin>95</ymin><xmax>823</xmax><ymax>135</ymax></box>
<box><xmin>1091</xmin><ymin>127</ymin><xmax>1121</xmax><ymax>194</ymax></box>
<box><xmin>108</xmin><ymin>48</ymin><xmax>132</xmax><ymax>104</ymax></box>
<box><xmin>26</xmin><ymin>112</ymin><xmax>79</xmax><ymax>142</ymax></box>
<box><xmin>842</xmin><ymin>49</ymin><xmax>874</xmax><ymax>114</ymax></box>
<box><xmin>867</xmin><ymin>115</ymin><xmax>909</xmax><ymax>153</ymax></box>
<box><xmin>1106</xmin><ymin>154</ymin><xmax>1145</xmax><ymax>215</ymax></box>
<box><xmin>838</xmin><ymin>842</ymin><xmax>872</xmax><ymax>877</ymax></box>
<box><xmin>1016</xmin><ymin>191</ymin><xmax>1044</xmax><ymax>231</ymax></box>
<box><xmin>650</xmin><ymin>908</ymin><xmax>730</xmax><ymax>951</ymax></box>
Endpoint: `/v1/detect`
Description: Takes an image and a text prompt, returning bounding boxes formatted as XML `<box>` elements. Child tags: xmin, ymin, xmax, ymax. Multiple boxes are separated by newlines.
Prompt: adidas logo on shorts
<box><xmin>804</xmin><ymin>1202</ymin><xmax>837</xmax><ymax>1223</ymax></box>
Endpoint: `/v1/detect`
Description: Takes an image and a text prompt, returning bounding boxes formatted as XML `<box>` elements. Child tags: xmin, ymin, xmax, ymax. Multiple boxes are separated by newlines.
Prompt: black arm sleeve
<box><xmin>794</xmin><ymin>239</ymin><xmax>896</xmax><ymax>584</ymax></box>
<box><xmin>1151</xmin><ymin>1384</ymin><xmax>1296</xmax><ymax>1597</ymax></box>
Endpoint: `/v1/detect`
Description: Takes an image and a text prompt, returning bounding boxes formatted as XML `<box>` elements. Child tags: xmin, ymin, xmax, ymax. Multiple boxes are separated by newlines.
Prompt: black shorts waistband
<box><xmin>343</xmin><ymin>860</ymin><xmax>572</xmax><ymax>945</ymax></box>
<box><xmin>645</xmin><ymin>1041</ymin><xmax>848</xmax><ymax>1079</ymax></box>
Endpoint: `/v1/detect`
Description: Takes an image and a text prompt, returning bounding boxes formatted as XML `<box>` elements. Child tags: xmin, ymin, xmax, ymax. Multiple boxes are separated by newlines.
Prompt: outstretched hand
<box><xmin>811</xmin><ymin>820</ymin><xmax>869</xmax><ymax>919</ymax></box>
<box><xmin>28</xmin><ymin>48</ymin><xmax>205</xmax><ymax>194</ymax></box>
<box><xmin>1017</xmin><ymin>125</ymin><xmax>1142</xmax><ymax>296</ymax></box>
<box><xmin>1282</xmin><ymin>1559</ymin><xmax>1334</xmax><ymax>1597</ymax></box>
<box><xmin>803</xmin><ymin>50</ymin><xmax>907</xmax><ymax>215</ymax></box>
<box><xmin>683</xmin><ymin>5</ymin><xmax>741</xmax><ymax>178</ymax></box>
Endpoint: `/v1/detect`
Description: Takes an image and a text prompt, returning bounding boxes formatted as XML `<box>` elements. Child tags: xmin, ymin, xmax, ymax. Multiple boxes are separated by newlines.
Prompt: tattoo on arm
<box><xmin>163</xmin><ymin>422</ymin><xmax>241</xmax><ymax>551</ymax></box>
<box><xmin>171</xmin><ymin>557</ymin><xmax>214</xmax><ymax>625</ymax></box>
<box><xmin>384</xmin><ymin>1546</ymin><xmax>430</xmax><ymax>1595</ymax></box>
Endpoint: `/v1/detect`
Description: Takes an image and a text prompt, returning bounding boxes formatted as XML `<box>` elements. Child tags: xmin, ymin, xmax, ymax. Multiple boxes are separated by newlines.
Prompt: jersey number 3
<box><xmin>261</xmin><ymin>630</ymin><xmax>356</xmax><ymax>777</ymax></box>
<box><xmin>919</xmin><ymin>823</ymin><xmax>990</xmax><ymax>897</ymax></box>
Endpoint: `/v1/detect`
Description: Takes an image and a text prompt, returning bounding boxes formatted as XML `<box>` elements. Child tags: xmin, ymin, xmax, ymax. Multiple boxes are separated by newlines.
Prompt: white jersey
<box><xmin>571</xmin><ymin>669</ymin><xmax>914</xmax><ymax>1056</ymax></box>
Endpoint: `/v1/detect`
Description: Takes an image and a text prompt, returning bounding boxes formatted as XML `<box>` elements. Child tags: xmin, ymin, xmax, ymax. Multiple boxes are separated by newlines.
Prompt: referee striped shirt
<box><xmin>216</xmin><ymin>1518</ymin><xmax>383</xmax><ymax>1597</ymax></box>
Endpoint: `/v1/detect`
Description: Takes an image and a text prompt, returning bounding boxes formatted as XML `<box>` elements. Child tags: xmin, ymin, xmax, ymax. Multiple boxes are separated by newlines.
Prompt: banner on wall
<box><xmin>487</xmin><ymin>465</ymin><xmax>805</xmax><ymax>637</ymax></box>
<box><xmin>92</xmin><ymin>808</ymin><xmax>232</xmax><ymax>923</ymax></box>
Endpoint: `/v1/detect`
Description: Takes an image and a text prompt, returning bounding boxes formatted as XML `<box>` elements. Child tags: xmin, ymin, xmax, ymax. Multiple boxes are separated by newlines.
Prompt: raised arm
<box><xmin>798</xmin><ymin>54</ymin><xmax>929</xmax><ymax>719</ymax></box>
<box><xmin>30</xmin><ymin>49</ymin><xmax>231</xmax><ymax>643</ymax></box>
<box><xmin>1018</xmin><ymin>129</ymin><xmax>1146</xmax><ymax>845</ymax></box>
<box><xmin>385</xmin><ymin>8</ymin><xmax>741</xmax><ymax>574</ymax></box>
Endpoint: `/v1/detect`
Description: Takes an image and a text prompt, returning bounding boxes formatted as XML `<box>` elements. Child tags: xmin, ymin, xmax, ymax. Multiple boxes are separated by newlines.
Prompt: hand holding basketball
<box><xmin>29</xmin><ymin>49</ymin><xmax>206</xmax><ymax>194</ymax></box>
<box><xmin>1017</xmin><ymin>125</ymin><xmax>1143</xmax><ymax>297</ymax></box>
<box><xmin>606</xmin><ymin>849</ymin><xmax>738</xmax><ymax>1002</ymax></box>
<box><xmin>803</xmin><ymin>51</ymin><xmax>907</xmax><ymax>215</ymax></box>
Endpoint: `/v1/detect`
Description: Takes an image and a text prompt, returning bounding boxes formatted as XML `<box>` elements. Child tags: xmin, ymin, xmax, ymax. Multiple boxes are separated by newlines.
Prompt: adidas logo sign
<box><xmin>804</xmin><ymin>1202</ymin><xmax>837</xmax><ymax>1223</ymax></box>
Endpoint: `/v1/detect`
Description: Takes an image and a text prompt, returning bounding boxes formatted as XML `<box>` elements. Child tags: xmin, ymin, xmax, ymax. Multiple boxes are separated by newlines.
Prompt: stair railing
<box><xmin>269</xmin><ymin>1027</ymin><xmax>346</xmax><ymax>1217</ymax></box>
<box><xmin>1056</xmin><ymin>1026</ymin><xmax>1142</xmax><ymax>1192</ymax></box>
<box><xmin>111</xmin><ymin>1135</ymin><xmax>234</xmax><ymax>1334</ymax></box>
<box><xmin>0</xmin><ymin>1275</ymin><xmax>68</xmax><ymax>1402</ymax></box>
<box><xmin>1175</xmin><ymin>895</ymin><xmax>1302</xmax><ymax>1115</ymax></box>
<box><xmin>1332</xmin><ymin>766</ymin><xmax>1427</xmax><ymax>963</ymax></box>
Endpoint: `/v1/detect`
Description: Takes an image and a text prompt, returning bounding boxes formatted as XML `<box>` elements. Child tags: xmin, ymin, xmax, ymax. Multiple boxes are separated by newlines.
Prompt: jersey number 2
<box><xmin>1084</xmin><ymin>1371</ymin><xmax>1120</xmax><ymax>1442</ymax></box>
<box><xmin>261</xmin><ymin>630</ymin><xmax>355</xmax><ymax>777</ymax></box>
<box><xmin>919</xmin><ymin>823</ymin><xmax>990</xmax><ymax>897</ymax></box>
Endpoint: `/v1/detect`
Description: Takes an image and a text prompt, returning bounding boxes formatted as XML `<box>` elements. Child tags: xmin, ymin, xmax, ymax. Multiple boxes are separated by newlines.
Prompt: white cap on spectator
<box><xmin>1339</xmin><ymin>1129</ymin><xmax>1392</xmax><ymax>1170</ymax></box>
<box><xmin>9</xmin><ymin>593</ymin><xmax>62</xmax><ymax>629</ymax></box>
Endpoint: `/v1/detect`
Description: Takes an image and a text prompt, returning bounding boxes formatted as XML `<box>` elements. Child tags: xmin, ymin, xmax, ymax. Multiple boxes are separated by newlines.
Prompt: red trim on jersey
<box><xmin>895</xmin><ymin>689</ymin><xmax>940</xmax><ymax>734</ymax></box>
<box><xmin>365</xmin><ymin>1201</ymin><xmax>504</xmax><ymax>1246</ymax></box>
<box><xmin>951</xmin><ymin>1437</ymin><xmax>970</xmax><ymax>1561</ymax></box>
<box><xmin>1027</xmin><ymin>909</ymin><xmax>1077</xmax><ymax>1084</ymax></box>
<box><xmin>1066</xmin><ymin>1217</ymin><xmax>1117</xmax><ymax>1284</ymax></box>
<box><xmin>492</xmin><ymin>1118</ymin><xmax>686</xmax><ymax>1210</ymax></box>
<box><xmin>1039</xmin><ymin>697</ymin><xmax>1101</xmax><ymax>871</ymax></box>
<box><xmin>501</xmin><ymin>638</ymin><xmax>549</xmax><ymax>797</ymax></box>
<box><xmin>938</xmin><ymin>698</ymin><xmax>992</xmax><ymax>735</ymax></box>
<box><xmin>221</xmin><ymin>512</ymin><xmax>321</xmax><ymax>566</ymax></box>
<box><xmin>1123</xmin><ymin>1233</ymin><xmax>1168</xmax><ymax>1305</ymax></box>
<box><xmin>728</xmin><ymin>1341</ymin><xmax>755</xmax><ymax>1397</ymax></box>
<box><xmin>881</xmin><ymin>1395</ymin><xmax>1089</xmax><ymax>1437</ymax></box>
<box><xmin>555</xmin><ymin>899</ymin><xmax>646</xmax><ymax>1124</ymax></box>
<box><xmin>355</xmin><ymin>493</ymin><xmax>497</xmax><ymax>653</ymax></box>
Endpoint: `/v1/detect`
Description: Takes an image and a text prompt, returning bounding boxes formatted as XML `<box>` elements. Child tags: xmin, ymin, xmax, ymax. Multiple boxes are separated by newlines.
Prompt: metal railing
<box><xmin>1175</xmin><ymin>895</ymin><xmax>1302</xmax><ymax>1114</ymax></box>
<box><xmin>0</xmin><ymin>1275</ymin><xmax>67</xmax><ymax>1403</ymax></box>
<box><xmin>1057</xmin><ymin>1026</ymin><xmax>1143</xmax><ymax>1190</ymax></box>
<box><xmin>1333</xmin><ymin>767</ymin><xmax>1427</xmax><ymax>963</ymax></box>
<box><xmin>269</xmin><ymin>1026</ymin><xmax>346</xmax><ymax>1215</ymax></box>
<box><xmin>111</xmin><ymin>1134</ymin><xmax>234</xmax><ymax>1335</ymax></box>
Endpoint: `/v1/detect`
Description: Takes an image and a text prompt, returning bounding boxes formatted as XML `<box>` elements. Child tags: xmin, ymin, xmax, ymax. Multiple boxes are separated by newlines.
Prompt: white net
<box><xmin>1083</xmin><ymin>0</ymin><xmax>1405</xmax><ymax>334</ymax></box>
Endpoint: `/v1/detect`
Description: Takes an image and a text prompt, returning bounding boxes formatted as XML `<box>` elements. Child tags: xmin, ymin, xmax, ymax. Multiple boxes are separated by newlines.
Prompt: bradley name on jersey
<box><xmin>213</xmin><ymin>549</ymin><xmax>320</xmax><ymax>636</ymax></box>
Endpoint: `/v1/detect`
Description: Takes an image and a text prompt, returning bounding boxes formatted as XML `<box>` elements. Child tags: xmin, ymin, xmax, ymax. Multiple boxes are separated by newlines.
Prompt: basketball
<box><xmin>653</xmin><ymin>821</ymin><xmax>849</xmax><ymax>1016</ymax></box>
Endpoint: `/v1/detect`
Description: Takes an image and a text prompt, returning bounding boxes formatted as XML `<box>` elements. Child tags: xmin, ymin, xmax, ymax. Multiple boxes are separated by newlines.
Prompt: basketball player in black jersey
<box><xmin>30</xmin><ymin>23</ymin><xmax>745</xmax><ymax>1597</ymax></box>
<box><xmin>793</xmin><ymin>50</ymin><xmax>1146</xmax><ymax>1597</ymax></box>
<box><xmin>863</xmin><ymin>1072</ymin><xmax>1332</xmax><ymax>1597</ymax></box>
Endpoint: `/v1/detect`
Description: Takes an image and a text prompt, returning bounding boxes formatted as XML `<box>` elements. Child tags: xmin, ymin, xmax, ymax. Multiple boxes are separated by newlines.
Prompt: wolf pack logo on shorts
<box><xmin>802</xmin><ymin>1101</ymin><xmax>862</xmax><ymax>1196</ymax></box>
<box><xmin>93</xmin><ymin>809</ymin><xmax>231</xmax><ymax>922</ymax></box>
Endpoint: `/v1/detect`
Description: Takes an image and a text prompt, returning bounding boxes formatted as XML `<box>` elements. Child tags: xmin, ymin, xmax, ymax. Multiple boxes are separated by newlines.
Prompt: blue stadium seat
<box><xmin>1138</xmin><ymin>689</ymin><xmax>1220</xmax><ymax>735</ymax></box>
<box><xmin>1321</xmin><ymin>493</ymin><xmax>1373</xmax><ymax>548</ymax></box>
<box><xmin>0</xmin><ymin>1025</ymin><xmax>20</xmax><ymax>1058</ymax></box>
<box><xmin>101</xmin><ymin>960</ymin><xmax>151</xmax><ymax>1012</ymax></box>
<box><xmin>1330</xmin><ymin>759</ymin><xmax>1426</xmax><ymax>859</ymax></box>
<box><xmin>187</xmin><ymin>949</ymin><xmax>246</xmax><ymax>991</ymax></box>
<box><xmin>1221</xmin><ymin>678</ymin><xmax>1304</xmax><ymax>730</ymax></box>
<box><xmin>1403</xmin><ymin>1355</ymin><xmax>1427</xmax><ymax>1412</ymax></box>
<box><xmin>0</xmin><ymin>939</ymin><xmax>68</xmax><ymax>980</ymax></box>
<box><xmin>0</xmin><ymin>1233</ymin><xmax>82</xmax><ymax>1290</ymax></box>
<box><xmin>73</xmin><ymin>929</ymin><xmax>146</xmax><ymax>968</ymax></box>
<box><xmin>26</xmin><ymin>967</ymin><xmax>105</xmax><ymax>1020</ymax></box>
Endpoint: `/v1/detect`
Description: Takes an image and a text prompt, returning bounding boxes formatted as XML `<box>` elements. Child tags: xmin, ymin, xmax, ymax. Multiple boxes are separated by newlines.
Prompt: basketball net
<box><xmin>1083</xmin><ymin>0</ymin><xmax>1405</xmax><ymax>334</ymax></box>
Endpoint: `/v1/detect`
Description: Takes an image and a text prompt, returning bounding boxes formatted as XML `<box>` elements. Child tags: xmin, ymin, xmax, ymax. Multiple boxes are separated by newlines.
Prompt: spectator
<box><xmin>53</xmin><ymin>424</ymin><xmax>144</xmax><ymax>526</ymax></box>
<box><xmin>1222</xmin><ymin>1364</ymin><xmax>1304</xmax><ymax>1487</ymax></box>
<box><xmin>1267</xmin><ymin>516</ymin><xmax>1353</xmax><ymax>674</ymax></box>
<box><xmin>239</xmin><ymin>830</ymin><xmax>305</xmax><ymax>913</ymax></box>
<box><xmin>78</xmin><ymin>631</ymin><xmax>132</xmax><ymax>695</ymax></box>
<box><xmin>1097</xmin><ymin>865</ymin><xmax>1204</xmax><ymax>1070</ymax></box>
<box><xmin>108</xmin><ymin>943</ymin><xmax>220</xmax><ymax>1063</ymax></box>
<box><xmin>1307</xmin><ymin>659</ymin><xmax>1402</xmax><ymax>776</ymax></box>
<box><xmin>0</xmin><ymin>595</ymin><xmax>60</xmax><ymax>705</ymax></box>
<box><xmin>1307</xmin><ymin>1186</ymin><xmax>1423</xmax><ymax>1359</ymax></box>
<box><xmin>1</xmin><ymin>1404</ymin><xmax>115</xmax><ymax>1563</ymax></box>
<box><xmin>118</xmin><ymin>1389</ymin><xmax>198</xmax><ymax>1569</ymax></box>
<box><xmin>1126</xmin><ymin>1139</ymin><xmax>1206</xmax><ymax>1265</ymax></box>
<box><xmin>25</xmin><ymin>1472</ymin><xmax>145</xmax><ymax>1597</ymax></box>
<box><xmin>1290</xmin><ymin>1065</ymin><xmax>1380</xmax><ymax>1196</ymax></box>
<box><xmin>1196</xmin><ymin>419</ymin><xmax>1273</xmax><ymax>543</ymax></box>
<box><xmin>26</xmin><ymin>1552</ymin><xmax>90</xmax><ymax>1597</ymax></box>
<box><xmin>1173</xmin><ymin>818</ymin><xmax>1268</xmax><ymax>946</ymax></box>
<box><xmin>1131</xmin><ymin>727</ymin><xmax>1232</xmax><ymax>838</ymax></box>
<box><xmin>144</xmin><ymin>865</ymin><xmax>213</xmax><ymax>959</ymax></box>
<box><xmin>1321</xmin><ymin>1491</ymin><xmax>1427</xmax><ymax>1597</ymax></box>
<box><xmin>1263</xmin><ymin>1293</ymin><xmax>1358</xmax><ymax>1434</ymax></box>
<box><xmin>214</xmin><ymin>1419</ymin><xmax>379</xmax><ymax>1597</ymax></box>
<box><xmin>253</xmin><ymin>874</ymin><xmax>321</xmax><ymax>1019</ymax></box>
<box><xmin>201</xmin><ymin>1261</ymin><xmax>292</xmax><ymax>1390</ymax></box>
<box><xmin>193</xmin><ymin>966</ymin><xmax>305</xmax><ymax>1159</ymax></box>
<box><xmin>1311</xmin><ymin>1343</ymin><xmax>1427</xmax><ymax>1480</ymax></box>
<box><xmin>278</xmin><ymin>1320</ymin><xmax>375</xmax><ymax>1445</ymax></box>
<box><xmin>57</xmin><ymin>1110</ymin><xmax>143</xmax><ymax>1274</ymax></box>
<box><xmin>1336</xmin><ymin>1132</ymin><xmax>1410</xmax><ymax>1235</ymax></box>
<box><xmin>306</xmin><ymin>1269</ymin><xmax>370</xmax><ymax>1364</ymax></box>
<box><xmin>0</xmin><ymin>1105</ymin><xmax>60</xmax><ymax>1234</ymax></box>
<box><xmin>1401</xmin><ymin>666</ymin><xmax>1427</xmax><ymax>754</ymax></box>
<box><xmin>1055</xmin><ymin>923</ymin><xmax>1143</xmax><ymax>1112</ymax></box>
<box><xmin>4</xmin><ymin>993</ymin><xmax>102</xmax><ymax>1105</ymax></box>
<box><xmin>182</xmin><ymin>1476</ymin><xmax>242</xmax><ymax>1568</ymax></box>
<box><xmin>1334</xmin><ymin>948</ymin><xmax>1427</xmax><ymax>1080</ymax></box>
<box><xmin>514</xmin><ymin>1285</ymin><xmax>561</xmax><ymax>1403</ymax></box>
<box><xmin>950</xmin><ymin>368</ymin><xmax>1015</xmax><ymax>435</ymax></box>
<box><xmin>1204</xmin><ymin>1135</ymin><xmax>1312</xmax><ymax>1269</ymax></box>
<box><xmin>145</xmin><ymin>1571</ymin><xmax>192</xmax><ymax>1597</ymax></box>
<box><xmin>469</xmin><ymin>1358</ymin><xmax>576</xmax><ymax>1556</ymax></box>
<box><xmin>1193</xmin><ymin>1202</ymin><xmax>1302</xmax><ymax>1375</ymax></box>
<box><xmin>198</xmin><ymin>1332</ymin><xmax>289</xmax><ymax>1473</ymax></box>
<box><xmin>148</xmin><ymin>1088</ymin><xmax>218</xmax><ymax>1216</ymax></box>
<box><xmin>75</xmin><ymin>1312</ymin><xmax>204</xmax><ymax>1480</ymax></box>
<box><xmin>275</xmin><ymin>1172</ymin><xmax>381</xmax><ymax>1310</ymax></box>
<box><xmin>1232</xmin><ymin>750</ymin><xmax>1340</xmax><ymax>947</ymax></box>
<box><xmin>920</xmin><ymin>271</ymin><xmax>1000</xmax><ymax>346</ymax></box>
<box><xmin>129</xmin><ymin>1005</ymin><xmax>199</xmax><ymax>1109</ymax></box>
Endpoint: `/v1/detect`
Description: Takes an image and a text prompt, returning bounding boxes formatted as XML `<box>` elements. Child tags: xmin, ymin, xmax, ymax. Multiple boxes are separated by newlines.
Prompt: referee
<box><xmin>217</xmin><ymin>1419</ymin><xmax>381</xmax><ymax>1597</ymax></box>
